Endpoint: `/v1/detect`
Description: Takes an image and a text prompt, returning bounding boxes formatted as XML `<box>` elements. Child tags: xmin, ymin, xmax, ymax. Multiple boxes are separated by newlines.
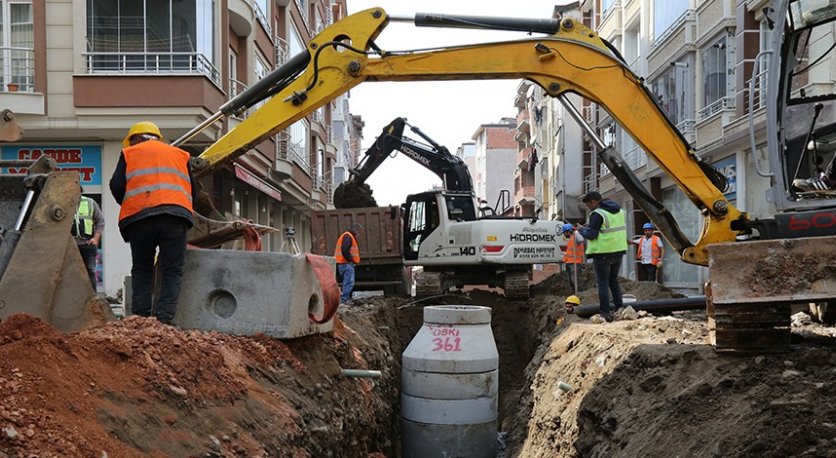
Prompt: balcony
<box><xmin>82</xmin><ymin>52</ymin><xmax>220</xmax><ymax>86</ymax></box>
<box><xmin>252</xmin><ymin>1</ymin><xmax>273</xmax><ymax>37</ymax></box>
<box><xmin>651</xmin><ymin>9</ymin><xmax>695</xmax><ymax>49</ymax></box>
<box><xmin>515</xmin><ymin>184</ymin><xmax>535</xmax><ymax>207</ymax></box>
<box><xmin>272</xmin><ymin>132</ymin><xmax>292</xmax><ymax>181</ymax></box>
<box><xmin>623</xmin><ymin>146</ymin><xmax>647</xmax><ymax>170</ymax></box>
<box><xmin>676</xmin><ymin>119</ymin><xmax>696</xmax><ymax>145</ymax></box>
<box><xmin>697</xmin><ymin>96</ymin><xmax>735</xmax><ymax>121</ymax></box>
<box><xmin>275</xmin><ymin>37</ymin><xmax>290</xmax><ymax>68</ymax></box>
<box><xmin>517</xmin><ymin>147</ymin><xmax>534</xmax><ymax>170</ymax></box>
<box><xmin>744</xmin><ymin>68</ymin><xmax>768</xmax><ymax>114</ymax></box>
<box><xmin>1</xmin><ymin>47</ymin><xmax>35</xmax><ymax>93</ymax></box>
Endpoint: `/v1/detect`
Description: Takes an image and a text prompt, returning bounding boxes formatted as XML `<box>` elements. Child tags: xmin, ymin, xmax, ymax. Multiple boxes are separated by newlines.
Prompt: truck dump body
<box><xmin>311</xmin><ymin>206</ymin><xmax>407</xmax><ymax>293</ymax></box>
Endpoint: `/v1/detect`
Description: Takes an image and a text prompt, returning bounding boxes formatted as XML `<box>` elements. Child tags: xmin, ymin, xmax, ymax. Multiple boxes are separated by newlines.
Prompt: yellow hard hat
<box><xmin>122</xmin><ymin>121</ymin><xmax>162</xmax><ymax>147</ymax></box>
<box><xmin>565</xmin><ymin>295</ymin><xmax>581</xmax><ymax>306</ymax></box>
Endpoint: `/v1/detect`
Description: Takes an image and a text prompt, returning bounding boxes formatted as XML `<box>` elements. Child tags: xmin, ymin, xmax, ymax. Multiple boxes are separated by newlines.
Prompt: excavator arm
<box><xmin>192</xmin><ymin>7</ymin><xmax>747</xmax><ymax>266</ymax></box>
<box><xmin>348</xmin><ymin>117</ymin><xmax>473</xmax><ymax>192</ymax></box>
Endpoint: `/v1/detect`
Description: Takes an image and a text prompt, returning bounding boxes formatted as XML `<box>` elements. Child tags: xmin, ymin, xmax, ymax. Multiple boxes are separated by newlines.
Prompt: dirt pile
<box><xmin>333</xmin><ymin>182</ymin><xmax>377</xmax><ymax>209</ymax></box>
<box><xmin>509</xmin><ymin>314</ymin><xmax>836</xmax><ymax>457</ymax></box>
<box><xmin>0</xmin><ymin>313</ymin><xmax>399</xmax><ymax>458</ymax></box>
<box><xmin>1</xmin><ymin>270</ymin><xmax>834</xmax><ymax>457</ymax></box>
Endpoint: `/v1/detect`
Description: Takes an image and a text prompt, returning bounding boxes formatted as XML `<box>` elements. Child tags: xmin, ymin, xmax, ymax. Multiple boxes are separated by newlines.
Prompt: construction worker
<box><xmin>109</xmin><ymin>121</ymin><xmax>196</xmax><ymax>325</ymax></box>
<box><xmin>564</xmin><ymin>295</ymin><xmax>580</xmax><ymax>314</ymax></box>
<box><xmin>561</xmin><ymin>223</ymin><xmax>584</xmax><ymax>292</ymax></box>
<box><xmin>633</xmin><ymin>222</ymin><xmax>664</xmax><ymax>282</ymax></box>
<box><xmin>334</xmin><ymin>223</ymin><xmax>362</xmax><ymax>304</ymax></box>
<box><xmin>578</xmin><ymin>191</ymin><xmax>628</xmax><ymax>322</ymax></box>
<box><xmin>72</xmin><ymin>187</ymin><xmax>104</xmax><ymax>289</ymax></box>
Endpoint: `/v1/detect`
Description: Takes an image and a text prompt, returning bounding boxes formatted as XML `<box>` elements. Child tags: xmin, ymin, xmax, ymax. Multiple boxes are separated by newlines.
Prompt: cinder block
<box><xmin>174</xmin><ymin>249</ymin><xmax>334</xmax><ymax>338</ymax></box>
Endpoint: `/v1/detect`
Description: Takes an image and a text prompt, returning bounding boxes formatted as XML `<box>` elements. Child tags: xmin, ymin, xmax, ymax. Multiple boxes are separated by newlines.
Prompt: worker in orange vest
<box><xmin>634</xmin><ymin>222</ymin><xmax>664</xmax><ymax>282</ymax></box>
<box><xmin>109</xmin><ymin>121</ymin><xmax>196</xmax><ymax>325</ymax></box>
<box><xmin>561</xmin><ymin>223</ymin><xmax>584</xmax><ymax>292</ymax></box>
<box><xmin>334</xmin><ymin>223</ymin><xmax>362</xmax><ymax>304</ymax></box>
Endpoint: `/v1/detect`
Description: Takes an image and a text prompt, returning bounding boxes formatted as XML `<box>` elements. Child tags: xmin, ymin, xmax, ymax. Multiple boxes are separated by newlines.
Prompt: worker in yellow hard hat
<box><xmin>110</xmin><ymin>121</ymin><xmax>195</xmax><ymax>325</ymax></box>
<box><xmin>564</xmin><ymin>295</ymin><xmax>580</xmax><ymax>314</ymax></box>
<box><xmin>121</xmin><ymin>121</ymin><xmax>163</xmax><ymax>148</ymax></box>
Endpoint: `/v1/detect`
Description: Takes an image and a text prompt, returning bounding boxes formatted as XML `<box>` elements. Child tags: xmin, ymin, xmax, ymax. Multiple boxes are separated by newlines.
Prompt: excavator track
<box><xmin>415</xmin><ymin>271</ymin><xmax>444</xmax><ymax>298</ymax></box>
<box><xmin>503</xmin><ymin>272</ymin><xmax>530</xmax><ymax>300</ymax></box>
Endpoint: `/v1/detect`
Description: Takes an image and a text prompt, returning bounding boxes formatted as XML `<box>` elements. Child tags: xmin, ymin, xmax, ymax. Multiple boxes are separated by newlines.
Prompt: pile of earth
<box><xmin>333</xmin><ymin>182</ymin><xmax>377</xmax><ymax>209</ymax></box>
<box><xmin>1</xmin><ymin>267</ymin><xmax>834</xmax><ymax>458</ymax></box>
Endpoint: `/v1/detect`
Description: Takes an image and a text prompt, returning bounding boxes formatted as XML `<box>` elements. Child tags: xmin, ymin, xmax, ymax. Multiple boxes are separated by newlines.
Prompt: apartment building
<box><xmin>1</xmin><ymin>0</ymin><xmax>358</xmax><ymax>296</ymax></box>
<box><xmin>570</xmin><ymin>0</ymin><xmax>777</xmax><ymax>291</ymax></box>
<box><xmin>471</xmin><ymin>119</ymin><xmax>517</xmax><ymax>214</ymax></box>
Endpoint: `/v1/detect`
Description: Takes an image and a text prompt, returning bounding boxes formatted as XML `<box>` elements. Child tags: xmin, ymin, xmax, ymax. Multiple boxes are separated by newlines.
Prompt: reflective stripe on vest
<box><xmin>334</xmin><ymin>231</ymin><xmax>360</xmax><ymax>264</ymax></box>
<box><xmin>74</xmin><ymin>196</ymin><xmax>94</xmax><ymax>238</ymax></box>
<box><xmin>564</xmin><ymin>236</ymin><xmax>584</xmax><ymax>264</ymax></box>
<box><xmin>636</xmin><ymin>235</ymin><xmax>662</xmax><ymax>265</ymax></box>
<box><xmin>585</xmin><ymin>208</ymin><xmax>628</xmax><ymax>255</ymax></box>
<box><xmin>118</xmin><ymin>140</ymin><xmax>193</xmax><ymax>222</ymax></box>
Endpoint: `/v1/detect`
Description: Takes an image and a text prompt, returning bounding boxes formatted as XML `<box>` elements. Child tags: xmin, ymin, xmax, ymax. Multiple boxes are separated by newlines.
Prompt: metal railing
<box><xmin>697</xmin><ymin>96</ymin><xmax>735</xmax><ymax>121</ymax></box>
<box><xmin>275</xmin><ymin>36</ymin><xmax>290</xmax><ymax>67</ymax></box>
<box><xmin>650</xmin><ymin>9</ymin><xmax>695</xmax><ymax>49</ymax></box>
<box><xmin>601</xmin><ymin>1</ymin><xmax>621</xmax><ymax>22</ymax></box>
<box><xmin>676</xmin><ymin>118</ymin><xmax>696</xmax><ymax>143</ymax></box>
<box><xmin>275</xmin><ymin>131</ymin><xmax>290</xmax><ymax>161</ymax></box>
<box><xmin>623</xmin><ymin>145</ymin><xmax>647</xmax><ymax>169</ymax></box>
<box><xmin>288</xmin><ymin>141</ymin><xmax>310</xmax><ymax>170</ymax></box>
<box><xmin>82</xmin><ymin>51</ymin><xmax>220</xmax><ymax>85</ymax></box>
<box><xmin>252</xmin><ymin>1</ymin><xmax>273</xmax><ymax>37</ymax></box>
<box><xmin>583</xmin><ymin>173</ymin><xmax>599</xmax><ymax>193</ymax></box>
<box><xmin>1</xmin><ymin>47</ymin><xmax>35</xmax><ymax>92</ymax></box>
<box><xmin>745</xmin><ymin>67</ymin><xmax>768</xmax><ymax>113</ymax></box>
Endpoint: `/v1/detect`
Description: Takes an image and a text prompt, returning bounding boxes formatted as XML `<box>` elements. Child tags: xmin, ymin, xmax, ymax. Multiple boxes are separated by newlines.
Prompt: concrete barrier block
<box><xmin>174</xmin><ymin>249</ymin><xmax>334</xmax><ymax>338</ymax></box>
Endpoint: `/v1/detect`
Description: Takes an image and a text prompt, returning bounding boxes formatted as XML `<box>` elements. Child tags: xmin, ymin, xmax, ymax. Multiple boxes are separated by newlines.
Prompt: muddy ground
<box><xmin>0</xmin><ymin>270</ymin><xmax>834</xmax><ymax>457</ymax></box>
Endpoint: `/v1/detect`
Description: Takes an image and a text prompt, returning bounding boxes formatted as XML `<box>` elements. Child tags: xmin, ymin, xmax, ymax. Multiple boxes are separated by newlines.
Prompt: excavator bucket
<box><xmin>0</xmin><ymin>166</ymin><xmax>114</xmax><ymax>332</ymax></box>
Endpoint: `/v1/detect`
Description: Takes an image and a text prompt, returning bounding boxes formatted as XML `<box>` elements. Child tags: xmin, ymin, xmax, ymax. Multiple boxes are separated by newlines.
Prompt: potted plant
<box><xmin>6</xmin><ymin>82</ymin><xmax>19</xmax><ymax>92</ymax></box>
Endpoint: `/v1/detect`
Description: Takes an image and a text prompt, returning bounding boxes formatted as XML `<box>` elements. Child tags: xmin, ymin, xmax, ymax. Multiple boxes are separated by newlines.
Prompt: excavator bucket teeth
<box><xmin>0</xmin><ymin>172</ymin><xmax>114</xmax><ymax>332</ymax></box>
<box><xmin>707</xmin><ymin>236</ymin><xmax>836</xmax><ymax>353</ymax></box>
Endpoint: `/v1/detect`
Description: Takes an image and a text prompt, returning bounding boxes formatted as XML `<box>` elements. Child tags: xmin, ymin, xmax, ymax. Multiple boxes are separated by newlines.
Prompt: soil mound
<box><xmin>333</xmin><ymin>182</ymin><xmax>377</xmax><ymax>208</ymax></box>
<box><xmin>510</xmin><ymin>316</ymin><xmax>836</xmax><ymax>457</ymax></box>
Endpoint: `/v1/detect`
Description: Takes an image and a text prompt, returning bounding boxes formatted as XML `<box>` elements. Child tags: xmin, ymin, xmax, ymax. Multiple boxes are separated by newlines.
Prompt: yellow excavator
<box><xmin>179</xmin><ymin>0</ymin><xmax>835</xmax><ymax>352</ymax></box>
<box><xmin>2</xmin><ymin>0</ymin><xmax>833</xmax><ymax>351</ymax></box>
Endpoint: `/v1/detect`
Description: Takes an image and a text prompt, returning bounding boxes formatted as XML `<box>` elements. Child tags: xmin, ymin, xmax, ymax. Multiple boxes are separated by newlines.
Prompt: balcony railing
<box><xmin>252</xmin><ymin>1</ymin><xmax>273</xmax><ymax>37</ymax></box>
<box><xmin>275</xmin><ymin>36</ymin><xmax>290</xmax><ymax>68</ymax></box>
<box><xmin>676</xmin><ymin>118</ymin><xmax>696</xmax><ymax>143</ymax></box>
<box><xmin>745</xmin><ymin>68</ymin><xmax>769</xmax><ymax>113</ymax></box>
<box><xmin>601</xmin><ymin>1</ymin><xmax>621</xmax><ymax>22</ymax></box>
<box><xmin>1</xmin><ymin>47</ymin><xmax>35</xmax><ymax>92</ymax></box>
<box><xmin>650</xmin><ymin>9</ymin><xmax>695</xmax><ymax>49</ymax></box>
<box><xmin>583</xmin><ymin>173</ymin><xmax>599</xmax><ymax>193</ymax></box>
<box><xmin>698</xmin><ymin>96</ymin><xmax>735</xmax><ymax>121</ymax></box>
<box><xmin>82</xmin><ymin>52</ymin><xmax>220</xmax><ymax>85</ymax></box>
<box><xmin>623</xmin><ymin>146</ymin><xmax>647</xmax><ymax>170</ymax></box>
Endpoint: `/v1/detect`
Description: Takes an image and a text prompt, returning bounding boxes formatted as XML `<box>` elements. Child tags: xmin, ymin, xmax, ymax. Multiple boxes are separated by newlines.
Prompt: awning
<box><xmin>234</xmin><ymin>163</ymin><xmax>282</xmax><ymax>202</ymax></box>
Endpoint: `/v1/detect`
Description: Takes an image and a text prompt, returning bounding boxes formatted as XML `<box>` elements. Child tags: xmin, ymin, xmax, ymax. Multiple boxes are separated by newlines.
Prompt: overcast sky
<box><xmin>345</xmin><ymin>1</ymin><xmax>572</xmax><ymax>206</ymax></box>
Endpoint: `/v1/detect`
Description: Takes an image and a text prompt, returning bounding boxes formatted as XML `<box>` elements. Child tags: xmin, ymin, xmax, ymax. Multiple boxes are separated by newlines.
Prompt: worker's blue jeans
<box><xmin>125</xmin><ymin>215</ymin><xmax>189</xmax><ymax>324</ymax></box>
<box><xmin>592</xmin><ymin>254</ymin><xmax>623</xmax><ymax>316</ymax></box>
<box><xmin>338</xmin><ymin>263</ymin><xmax>355</xmax><ymax>303</ymax></box>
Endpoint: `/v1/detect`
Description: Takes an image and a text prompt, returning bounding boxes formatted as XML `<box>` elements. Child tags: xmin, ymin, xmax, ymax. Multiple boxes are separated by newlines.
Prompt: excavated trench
<box><xmin>342</xmin><ymin>267</ymin><xmax>836</xmax><ymax>458</ymax></box>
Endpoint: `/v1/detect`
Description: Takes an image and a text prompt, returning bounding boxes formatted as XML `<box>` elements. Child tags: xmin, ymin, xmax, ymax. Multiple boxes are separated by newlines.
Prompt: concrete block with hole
<box><xmin>173</xmin><ymin>249</ymin><xmax>334</xmax><ymax>338</ymax></box>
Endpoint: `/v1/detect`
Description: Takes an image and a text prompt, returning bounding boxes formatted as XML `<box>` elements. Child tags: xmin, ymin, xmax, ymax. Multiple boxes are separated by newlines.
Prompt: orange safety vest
<box><xmin>334</xmin><ymin>231</ymin><xmax>360</xmax><ymax>264</ymax></box>
<box><xmin>564</xmin><ymin>235</ymin><xmax>584</xmax><ymax>264</ymax></box>
<box><xmin>636</xmin><ymin>235</ymin><xmax>662</xmax><ymax>265</ymax></box>
<box><xmin>118</xmin><ymin>140</ymin><xmax>193</xmax><ymax>222</ymax></box>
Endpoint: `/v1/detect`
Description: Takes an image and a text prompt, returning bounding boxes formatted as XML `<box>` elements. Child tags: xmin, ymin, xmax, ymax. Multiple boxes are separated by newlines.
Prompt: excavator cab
<box><xmin>768</xmin><ymin>0</ymin><xmax>836</xmax><ymax>212</ymax></box>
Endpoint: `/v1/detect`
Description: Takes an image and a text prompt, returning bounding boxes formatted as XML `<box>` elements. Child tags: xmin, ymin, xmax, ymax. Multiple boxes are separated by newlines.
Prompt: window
<box><xmin>653</xmin><ymin>0</ymin><xmax>688</xmax><ymax>42</ymax></box>
<box><xmin>602</xmin><ymin>0</ymin><xmax>616</xmax><ymax>14</ymax></box>
<box><xmin>288</xmin><ymin>119</ymin><xmax>309</xmax><ymax>169</ymax></box>
<box><xmin>1</xmin><ymin>0</ymin><xmax>34</xmax><ymax>92</ymax></box>
<box><xmin>701</xmin><ymin>34</ymin><xmax>734</xmax><ymax>118</ymax></box>
<box><xmin>651</xmin><ymin>55</ymin><xmax>694</xmax><ymax>126</ymax></box>
<box><xmin>86</xmin><ymin>0</ymin><xmax>218</xmax><ymax>82</ymax></box>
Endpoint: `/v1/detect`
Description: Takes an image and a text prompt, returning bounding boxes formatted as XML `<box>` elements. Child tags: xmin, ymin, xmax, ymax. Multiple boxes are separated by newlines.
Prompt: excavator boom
<box><xmin>194</xmin><ymin>8</ymin><xmax>743</xmax><ymax>266</ymax></box>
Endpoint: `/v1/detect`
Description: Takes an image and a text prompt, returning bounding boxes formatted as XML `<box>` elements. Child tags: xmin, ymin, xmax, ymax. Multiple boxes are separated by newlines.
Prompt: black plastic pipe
<box><xmin>573</xmin><ymin>295</ymin><xmax>707</xmax><ymax>318</ymax></box>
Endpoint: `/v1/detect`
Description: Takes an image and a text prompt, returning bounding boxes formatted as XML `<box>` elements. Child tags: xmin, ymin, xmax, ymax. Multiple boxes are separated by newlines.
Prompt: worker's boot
<box><xmin>793</xmin><ymin>174</ymin><xmax>835</xmax><ymax>192</ymax></box>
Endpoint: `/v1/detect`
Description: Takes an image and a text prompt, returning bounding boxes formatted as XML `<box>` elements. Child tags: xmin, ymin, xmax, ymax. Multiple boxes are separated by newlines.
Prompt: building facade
<box><xmin>2</xmin><ymin>0</ymin><xmax>357</xmax><ymax>296</ymax></box>
<box><xmin>470</xmin><ymin>119</ymin><xmax>517</xmax><ymax>215</ymax></box>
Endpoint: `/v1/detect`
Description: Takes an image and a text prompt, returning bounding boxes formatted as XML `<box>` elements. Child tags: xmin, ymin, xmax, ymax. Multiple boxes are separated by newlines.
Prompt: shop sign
<box><xmin>1</xmin><ymin>145</ymin><xmax>102</xmax><ymax>185</ymax></box>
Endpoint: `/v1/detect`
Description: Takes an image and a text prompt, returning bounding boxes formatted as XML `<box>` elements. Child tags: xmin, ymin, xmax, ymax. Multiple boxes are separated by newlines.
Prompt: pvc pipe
<box><xmin>341</xmin><ymin>369</ymin><xmax>382</xmax><ymax>379</ymax></box>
